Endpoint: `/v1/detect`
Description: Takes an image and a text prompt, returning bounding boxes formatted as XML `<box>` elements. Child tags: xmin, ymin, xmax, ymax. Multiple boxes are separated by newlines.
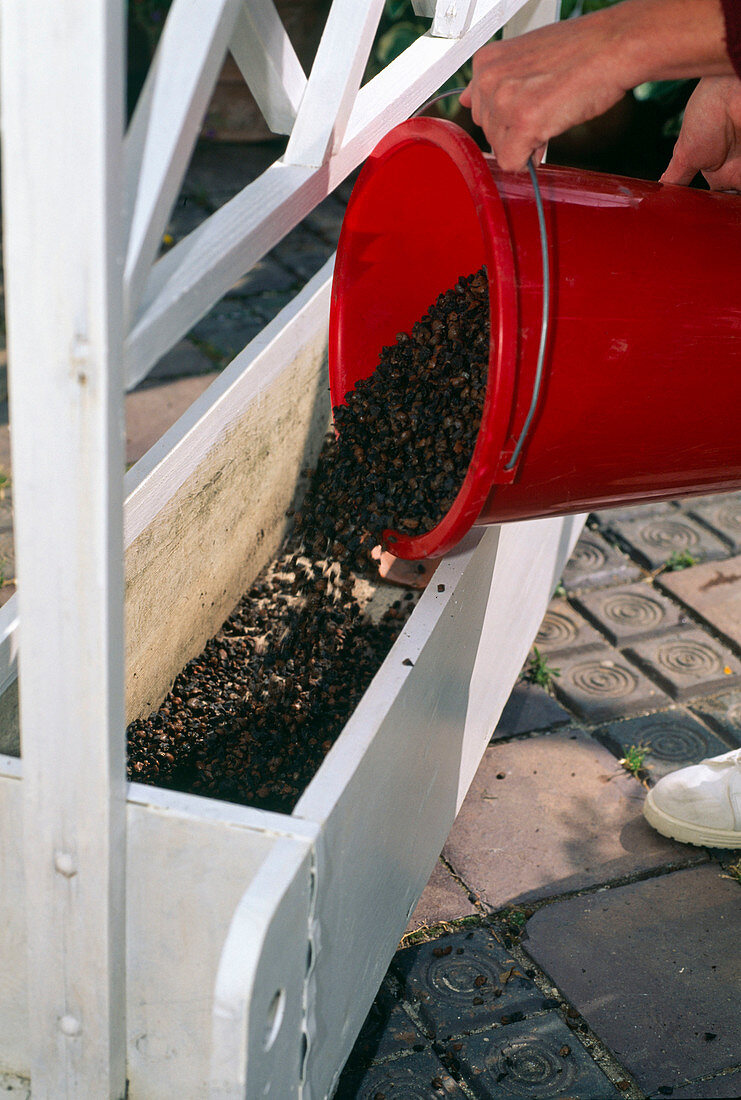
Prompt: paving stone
<box><xmin>147</xmin><ymin>338</ymin><xmax>215</xmax><ymax>380</ymax></box>
<box><xmin>652</xmin><ymin>1068</ymin><xmax>741</xmax><ymax>1098</ymax></box>
<box><xmin>190</xmin><ymin>299</ymin><xmax>265</xmax><ymax>360</ymax></box>
<box><xmin>551</xmin><ymin>645</ymin><xmax>670</xmax><ymax>722</ymax></box>
<box><xmin>335</xmin><ymin>1046</ymin><xmax>466</xmax><ymax>1098</ymax></box>
<box><xmin>594</xmin><ymin>709</ymin><xmax>734</xmax><ymax>779</ymax></box>
<box><xmin>659</xmin><ymin>554</ymin><xmax>741</xmax><ymax>654</ymax></box>
<box><xmin>560</xmin><ymin>530</ymin><xmax>643</xmax><ymax>592</ymax></box>
<box><xmin>609</xmin><ymin>514</ymin><xmax>729</xmax><ymax>570</ymax></box>
<box><xmin>686</xmin><ymin>494</ymin><xmax>741</xmax><ymax>554</ymax></box>
<box><xmin>493</xmin><ymin>682</ymin><xmax>571</xmax><ymax>739</ymax></box>
<box><xmin>227</xmin><ymin>253</ymin><xmax>297</xmax><ymax>298</ymax></box>
<box><xmin>592</xmin><ymin>499</ymin><xmax>679</xmax><ymax>528</ymax></box>
<box><xmin>572</xmin><ymin>582</ymin><xmax>690</xmax><ymax>647</ymax></box>
<box><xmin>125</xmin><ymin>374</ymin><xmax>219</xmax><ymax>466</ymax></box>
<box><xmin>532</xmin><ymin>598</ymin><xmax>605</xmax><ymax>656</ymax></box>
<box><xmin>441</xmin><ymin>731</ymin><xmax>698</xmax><ymax>909</ymax></box>
<box><xmin>688</xmin><ymin>690</ymin><xmax>741</xmax><ymax>745</ymax></box>
<box><xmin>345</xmin><ymin>983</ymin><xmax>428</xmax><ymax>1067</ymax></box>
<box><xmin>451</xmin><ymin>1012</ymin><xmax>623</xmax><ymax>1099</ymax></box>
<box><xmin>393</xmin><ymin>929</ymin><xmax>545</xmax><ymax>1040</ymax></box>
<box><xmin>406</xmin><ymin>860</ymin><xmax>477</xmax><ymax>934</ymax></box>
<box><xmin>624</xmin><ymin>630</ymin><xmax>741</xmax><ymax>701</ymax></box>
<box><xmin>272</xmin><ymin>224</ymin><xmax>335</xmax><ymax>281</ymax></box>
<box><xmin>524</xmin><ymin>865</ymin><xmax>741</xmax><ymax>1096</ymax></box>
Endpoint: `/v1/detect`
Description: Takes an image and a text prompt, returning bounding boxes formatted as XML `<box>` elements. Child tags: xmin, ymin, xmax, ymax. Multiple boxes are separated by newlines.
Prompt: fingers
<box><xmin>459</xmin><ymin>83</ymin><xmax>472</xmax><ymax>109</ymax></box>
<box><xmin>660</xmin><ymin>148</ymin><xmax>700</xmax><ymax>186</ymax></box>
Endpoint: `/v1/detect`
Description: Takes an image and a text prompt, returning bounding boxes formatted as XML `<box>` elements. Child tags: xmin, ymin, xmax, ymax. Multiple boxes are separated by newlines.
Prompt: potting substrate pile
<box><xmin>127</xmin><ymin>267</ymin><xmax>489</xmax><ymax>813</ymax></box>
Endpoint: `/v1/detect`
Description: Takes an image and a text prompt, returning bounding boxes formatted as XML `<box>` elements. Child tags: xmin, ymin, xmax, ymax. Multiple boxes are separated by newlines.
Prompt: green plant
<box><xmin>663</xmin><ymin>549</ymin><xmax>699</xmax><ymax>572</ymax></box>
<box><xmin>523</xmin><ymin>647</ymin><xmax>560</xmax><ymax>688</ymax></box>
<box><xmin>619</xmin><ymin>743</ymin><xmax>650</xmax><ymax>779</ymax></box>
<box><xmin>722</xmin><ymin>856</ymin><xmax>741</xmax><ymax>885</ymax></box>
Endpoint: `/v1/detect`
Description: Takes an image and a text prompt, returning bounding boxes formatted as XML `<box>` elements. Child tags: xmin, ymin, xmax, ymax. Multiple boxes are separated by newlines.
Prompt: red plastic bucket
<box><xmin>328</xmin><ymin>117</ymin><xmax>741</xmax><ymax>560</ymax></box>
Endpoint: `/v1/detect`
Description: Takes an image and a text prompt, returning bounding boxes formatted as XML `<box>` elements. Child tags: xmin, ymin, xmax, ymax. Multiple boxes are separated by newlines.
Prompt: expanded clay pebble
<box><xmin>295</xmin><ymin>266</ymin><xmax>489</xmax><ymax>569</ymax></box>
<box><xmin>127</xmin><ymin>267</ymin><xmax>489</xmax><ymax>811</ymax></box>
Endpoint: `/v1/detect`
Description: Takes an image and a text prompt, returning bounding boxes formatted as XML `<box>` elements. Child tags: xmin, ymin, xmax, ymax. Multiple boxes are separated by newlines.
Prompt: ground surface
<box><xmin>1</xmin><ymin>137</ymin><xmax>739</xmax><ymax>1099</ymax></box>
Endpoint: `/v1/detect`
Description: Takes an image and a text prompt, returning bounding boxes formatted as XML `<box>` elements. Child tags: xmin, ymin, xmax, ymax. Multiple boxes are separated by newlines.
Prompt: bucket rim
<box><xmin>329</xmin><ymin>116</ymin><xmax>519</xmax><ymax>560</ymax></box>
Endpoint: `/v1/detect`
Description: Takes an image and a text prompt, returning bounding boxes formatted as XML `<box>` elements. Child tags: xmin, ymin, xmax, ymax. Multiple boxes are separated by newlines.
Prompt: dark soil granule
<box><xmin>127</xmin><ymin>267</ymin><xmax>489</xmax><ymax>812</ymax></box>
<box><xmin>295</xmin><ymin>266</ymin><xmax>489</xmax><ymax>570</ymax></box>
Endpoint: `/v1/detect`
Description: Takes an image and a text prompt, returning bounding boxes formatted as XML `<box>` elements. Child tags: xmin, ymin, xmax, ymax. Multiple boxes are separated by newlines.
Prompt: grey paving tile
<box><xmin>336</xmin><ymin>1046</ymin><xmax>466</xmax><ymax>1098</ymax></box>
<box><xmin>406</xmin><ymin>860</ymin><xmax>477</xmax><ymax>934</ymax></box>
<box><xmin>393</xmin><ymin>929</ymin><xmax>545</xmax><ymax>1040</ymax></box>
<box><xmin>610</xmin><ymin>514</ymin><xmax>729</xmax><ymax>571</ymax></box>
<box><xmin>227</xmin><ymin>254</ymin><xmax>297</xmax><ymax>298</ymax></box>
<box><xmin>689</xmin><ymin>690</ymin><xmax>741</xmax><ymax>745</ymax></box>
<box><xmin>533</xmin><ymin>598</ymin><xmax>605</xmax><ymax>656</ymax></box>
<box><xmin>147</xmin><ymin>338</ymin><xmax>215</xmax><ymax>380</ymax></box>
<box><xmin>651</xmin><ymin>1068</ymin><xmax>741</xmax><ymax>1097</ymax></box>
<box><xmin>624</xmin><ymin>630</ymin><xmax>741</xmax><ymax>701</ymax></box>
<box><xmin>451</xmin><ymin>1013</ymin><xmax>623</xmax><ymax>1099</ymax></box>
<box><xmin>551</xmin><ymin>646</ymin><xmax>670</xmax><ymax>722</ymax></box>
<box><xmin>524</xmin><ymin>866</ymin><xmax>741</xmax><ymax>1096</ymax></box>
<box><xmin>442</xmin><ymin>732</ymin><xmax>699</xmax><ymax>910</ymax></box>
<box><xmin>493</xmin><ymin>682</ymin><xmax>571</xmax><ymax>739</ymax></box>
<box><xmin>561</xmin><ymin>530</ymin><xmax>643</xmax><ymax>593</ymax></box>
<box><xmin>659</xmin><ymin>555</ymin><xmax>741</xmax><ymax>654</ymax></box>
<box><xmin>572</xmin><ymin>582</ymin><xmax>690</xmax><ymax>647</ymax></box>
<box><xmin>189</xmin><ymin>300</ymin><xmax>265</xmax><ymax>360</ymax></box>
<box><xmin>592</xmin><ymin>500</ymin><xmax>679</xmax><ymax>528</ymax></box>
<box><xmin>347</xmin><ymin>985</ymin><xmax>428</xmax><ymax>1067</ymax></box>
<box><xmin>594</xmin><ymin>709</ymin><xmax>734</xmax><ymax>779</ymax></box>
<box><xmin>686</xmin><ymin>495</ymin><xmax>741</xmax><ymax>554</ymax></box>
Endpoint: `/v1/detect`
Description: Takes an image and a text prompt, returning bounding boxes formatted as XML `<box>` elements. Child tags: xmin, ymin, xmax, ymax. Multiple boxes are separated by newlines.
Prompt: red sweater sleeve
<box><xmin>720</xmin><ymin>0</ymin><xmax>741</xmax><ymax>79</ymax></box>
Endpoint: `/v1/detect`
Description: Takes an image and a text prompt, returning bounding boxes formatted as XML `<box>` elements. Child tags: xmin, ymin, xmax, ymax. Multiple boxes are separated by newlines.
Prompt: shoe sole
<box><xmin>643</xmin><ymin>789</ymin><xmax>741</xmax><ymax>849</ymax></box>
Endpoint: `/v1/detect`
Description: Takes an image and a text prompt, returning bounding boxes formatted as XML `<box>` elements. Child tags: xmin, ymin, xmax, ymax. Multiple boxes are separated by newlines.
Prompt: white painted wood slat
<box><xmin>125</xmin><ymin>0</ymin><xmax>531</xmax><ymax>386</ymax></box>
<box><xmin>124</xmin><ymin>0</ymin><xmax>243</xmax><ymax>326</ymax></box>
<box><xmin>0</xmin><ymin>1</ymin><xmax>127</xmax><ymax>1096</ymax></box>
<box><xmin>431</xmin><ymin>0</ymin><xmax>478</xmax><ymax>38</ymax></box>
<box><xmin>229</xmin><ymin>0</ymin><xmax>307</xmax><ymax>136</ymax></box>
<box><xmin>283</xmin><ymin>0</ymin><xmax>386</xmax><ymax>167</ymax></box>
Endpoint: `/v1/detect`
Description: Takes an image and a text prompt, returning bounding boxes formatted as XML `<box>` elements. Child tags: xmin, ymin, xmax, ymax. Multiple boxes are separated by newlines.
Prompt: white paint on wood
<box><xmin>211</xmin><ymin>837</ymin><xmax>312</xmax><ymax>1098</ymax></box>
<box><xmin>283</xmin><ymin>0</ymin><xmax>386</xmax><ymax>167</ymax></box>
<box><xmin>229</xmin><ymin>0</ymin><xmax>307</xmax><ymax>136</ymax></box>
<box><xmin>1</xmin><ymin>1</ymin><xmax>128</xmax><ymax>1095</ymax></box>
<box><xmin>125</xmin><ymin>0</ymin><xmax>531</xmax><ymax>385</ymax></box>
<box><xmin>124</xmin><ymin>0</ymin><xmax>243</xmax><ymax>326</ymax></box>
<box><xmin>503</xmin><ymin>0</ymin><xmax>560</xmax><ymax>38</ymax></box>
<box><xmin>0</xmin><ymin>601</ymin><xmax>19</xmax><ymax>697</ymax></box>
<box><xmin>431</xmin><ymin>0</ymin><xmax>478</xmax><ymax>38</ymax></box>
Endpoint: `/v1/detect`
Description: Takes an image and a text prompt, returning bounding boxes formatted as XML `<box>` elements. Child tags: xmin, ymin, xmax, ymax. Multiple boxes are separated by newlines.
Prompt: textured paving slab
<box><xmin>441</xmin><ymin>732</ymin><xmax>698</xmax><ymax>908</ymax></box>
<box><xmin>524</xmin><ymin>865</ymin><xmax>741</xmax><ymax>1097</ymax></box>
<box><xmin>592</xmin><ymin>500</ymin><xmax>678</xmax><ymax>528</ymax></box>
<box><xmin>344</xmin><ymin>982</ymin><xmax>428</xmax><ymax>1067</ymax></box>
<box><xmin>451</xmin><ymin>1013</ymin><xmax>624</xmax><ymax>1099</ymax></box>
<box><xmin>533</xmin><ymin>598</ymin><xmax>605</xmax><ymax>656</ymax></box>
<box><xmin>336</xmin><ymin>1046</ymin><xmax>467</xmax><ymax>1098</ymax></box>
<box><xmin>551</xmin><ymin>646</ymin><xmax>670</xmax><ymax>722</ymax></box>
<box><xmin>652</xmin><ymin>1068</ymin><xmax>741</xmax><ymax>1098</ymax></box>
<box><xmin>493</xmin><ymin>682</ymin><xmax>571</xmax><ymax>739</ymax></box>
<box><xmin>406</xmin><ymin>860</ymin><xmax>477</xmax><ymax>934</ymax></box>
<box><xmin>689</xmin><ymin>690</ymin><xmax>741</xmax><ymax>745</ymax></box>
<box><xmin>685</xmin><ymin>493</ymin><xmax>741</xmax><ymax>554</ymax></box>
<box><xmin>659</xmin><ymin>555</ymin><xmax>741</xmax><ymax>653</ymax></box>
<box><xmin>572</xmin><ymin>582</ymin><xmax>689</xmax><ymax>647</ymax></box>
<box><xmin>393</xmin><ymin>929</ymin><xmax>545</xmax><ymax>1041</ymax></box>
<box><xmin>624</xmin><ymin>630</ymin><xmax>741</xmax><ymax>701</ymax></box>
<box><xmin>610</xmin><ymin>514</ymin><xmax>729</xmax><ymax>570</ymax></box>
<box><xmin>560</xmin><ymin>530</ymin><xmax>643</xmax><ymax>592</ymax></box>
<box><xmin>594</xmin><ymin>709</ymin><xmax>733</xmax><ymax>779</ymax></box>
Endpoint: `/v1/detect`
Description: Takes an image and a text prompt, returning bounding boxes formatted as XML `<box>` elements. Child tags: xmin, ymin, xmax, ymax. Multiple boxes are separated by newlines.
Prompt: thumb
<box><xmin>459</xmin><ymin>83</ymin><xmax>472</xmax><ymax>108</ymax></box>
<box><xmin>660</xmin><ymin>147</ymin><xmax>699</xmax><ymax>186</ymax></box>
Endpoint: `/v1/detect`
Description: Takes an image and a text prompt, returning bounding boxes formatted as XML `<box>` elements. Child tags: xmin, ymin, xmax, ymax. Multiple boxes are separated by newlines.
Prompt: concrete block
<box><xmin>624</xmin><ymin>630</ymin><xmax>741</xmax><ymax>701</ymax></box>
<box><xmin>659</xmin><ymin>554</ymin><xmax>741</xmax><ymax>653</ymax></box>
<box><xmin>610</xmin><ymin>515</ymin><xmax>728</xmax><ymax>571</ymax></box>
<box><xmin>561</xmin><ymin>530</ymin><xmax>643</xmax><ymax>592</ymax></box>
<box><xmin>552</xmin><ymin>646</ymin><xmax>670</xmax><ymax>722</ymax></box>
<box><xmin>594</xmin><ymin>709</ymin><xmax>733</xmax><ymax>779</ymax></box>
<box><xmin>533</xmin><ymin>598</ymin><xmax>605</xmax><ymax>656</ymax></box>
<box><xmin>572</xmin><ymin>582</ymin><xmax>690</xmax><ymax>647</ymax></box>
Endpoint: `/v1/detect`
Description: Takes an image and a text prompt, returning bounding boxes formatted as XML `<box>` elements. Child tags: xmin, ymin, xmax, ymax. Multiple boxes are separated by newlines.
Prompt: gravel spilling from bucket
<box><xmin>127</xmin><ymin>268</ymin><xmax>488</xmax><ymax>812</ymax></box>
<box><xmin>296</xmin><ymin>266</ymin><xmax>489</xmax><ymax>569</ymax></box>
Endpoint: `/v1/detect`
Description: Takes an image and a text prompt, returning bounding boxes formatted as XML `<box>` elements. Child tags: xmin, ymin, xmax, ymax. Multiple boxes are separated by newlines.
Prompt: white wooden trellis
<box><xmin>0</xmin><ymin>0</ymin><xmax>577</xmax><ymax>1097</ymax></box>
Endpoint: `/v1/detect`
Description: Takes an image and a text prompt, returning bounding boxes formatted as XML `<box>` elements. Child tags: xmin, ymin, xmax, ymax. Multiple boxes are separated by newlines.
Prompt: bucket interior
<box><xmin>329</xmin><ymin>121</ymin><xmax>518</xmax><ymax>560</ymax></box>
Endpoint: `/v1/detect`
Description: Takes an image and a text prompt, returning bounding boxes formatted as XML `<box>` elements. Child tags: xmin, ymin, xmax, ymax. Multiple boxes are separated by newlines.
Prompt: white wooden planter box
<box><xmin>0</xmin><ymin>260</ymin><xmax>583</xmax><ymax>1097</ymax></box>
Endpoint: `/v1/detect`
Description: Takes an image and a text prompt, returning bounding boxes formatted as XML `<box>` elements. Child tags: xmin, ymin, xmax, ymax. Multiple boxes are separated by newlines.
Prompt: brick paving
<box><xmin>2</xmin><ymin>141</ymin><xmax>740</xmax><ymax>1099</ymax></box>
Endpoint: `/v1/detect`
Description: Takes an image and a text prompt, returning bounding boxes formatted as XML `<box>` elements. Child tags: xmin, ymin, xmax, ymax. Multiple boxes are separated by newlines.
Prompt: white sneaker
<box><xmin>643</xmin><ymin>747</ymin><xmax>741</xmax><ymax>849</ymax></box>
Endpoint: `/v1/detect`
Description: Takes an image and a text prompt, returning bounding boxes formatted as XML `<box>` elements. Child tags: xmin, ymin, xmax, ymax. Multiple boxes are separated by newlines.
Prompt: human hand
<box><xmin>459</xmin><ymin>9</ymin><xmax>635</xmax><ymax>171</ymax></box>
<box><xmin>661</xmin><ymin>76</ymin><xmax>741</xmax><ymax>190</ymax></box>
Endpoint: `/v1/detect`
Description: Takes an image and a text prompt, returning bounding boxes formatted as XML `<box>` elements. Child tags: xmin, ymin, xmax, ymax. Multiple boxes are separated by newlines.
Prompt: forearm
<box><xmin>605</xmin><ymin>0</ymin><xmax>733</xmax><ymax>87</ymax></box>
